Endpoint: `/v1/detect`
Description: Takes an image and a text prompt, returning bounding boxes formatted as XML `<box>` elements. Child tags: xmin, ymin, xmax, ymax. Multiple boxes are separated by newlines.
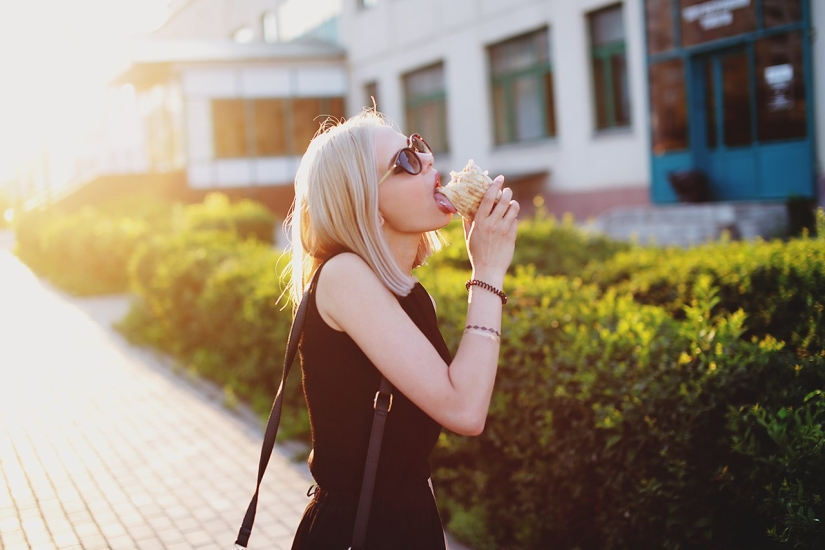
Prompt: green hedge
<box><xmin>14</xmin><ymin>193</ymin><xmax>276</xmax><ymax>296</ymax></box>
<box><xmin>583</xmin><ymin>236</ymin><xmax>825</xmax><ymax>355</ymax></box>
<box><xmin>25</xmin><ymin>198</ymin><xmax>823</xmax><ymax>548</ymax></box>
<box><xmin>114</xmin><ymin>214</ymin><xmax>825</xmax><ymax>549</ymax></box>
<box><xmin>430</xmin><ymin>210</ymin><xmax>630</xmax><ymax>277</ymax></box>
<box><xmin>421</xmin><ymin>267</ymin><xmax>824</xmax><ymax>549</ymax></box>
<box><xmin>15</xmin><ymin>206</ymin><xmax>151</xmax><ymax>295</ymax></box>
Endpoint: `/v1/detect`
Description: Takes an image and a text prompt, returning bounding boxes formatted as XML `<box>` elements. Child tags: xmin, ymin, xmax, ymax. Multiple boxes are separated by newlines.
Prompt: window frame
<box><xmin>488</xmin><ymin>27</ymin><xmax>556</xmax><ymax>145</ymax></box>
<box><xmin>588</xmin><ymin>5</ymin><xmax>631</xmax><ymax>131</ymax></box>
<box><xmin>403</xmin><ymin>63</ymin><xmax>450</xmax><ymax>154</ymax></box>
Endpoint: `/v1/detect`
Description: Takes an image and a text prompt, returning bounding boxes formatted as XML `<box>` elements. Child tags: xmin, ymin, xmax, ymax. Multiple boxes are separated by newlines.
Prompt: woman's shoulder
<box><xmin>317</xmin><ymin>252</ymin><xmax>385</xmax><ymax>297</ymax></box>
<box><xmin>321</xmin><ymin>252</ymin><xmax>374</xmax><ymax>280</ymax></box>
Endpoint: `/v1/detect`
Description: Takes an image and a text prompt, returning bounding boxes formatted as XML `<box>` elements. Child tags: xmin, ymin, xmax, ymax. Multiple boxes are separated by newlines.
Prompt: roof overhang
<box><xmin>111</xmin><ymin>38</ymin><xmax>346</xmax><ymax>88</ymax></box>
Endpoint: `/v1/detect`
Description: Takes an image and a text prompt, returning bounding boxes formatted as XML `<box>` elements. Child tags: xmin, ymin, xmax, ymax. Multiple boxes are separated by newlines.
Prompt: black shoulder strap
<box><xmin>349</xmin><ymin>375</ymin><xmax>393</xmax><ymax>550</ymax></box>
<box><xmin>234</xmin><ymin>283</ymin><xmax>394</xmax><ymax>550</ymax></box>
<box><xmin>234</xmin><ymin>287</ymin><xmax>311</xmax><ymax>549</ymax></box>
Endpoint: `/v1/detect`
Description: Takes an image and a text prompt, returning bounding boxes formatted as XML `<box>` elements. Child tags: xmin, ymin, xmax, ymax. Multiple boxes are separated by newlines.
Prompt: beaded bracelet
<box><xmin>465</xmin><ymin>279</ymin><xmax>508</xmax><ymax>305</ymax></box>
<box><xmin>465</xmin><ymin>324</ymin><xmax>501</xmax><ymax>338</ymax></box>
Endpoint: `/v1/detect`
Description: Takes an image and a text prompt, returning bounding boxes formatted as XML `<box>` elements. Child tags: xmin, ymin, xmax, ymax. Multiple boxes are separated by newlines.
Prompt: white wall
<box><xmin>155</xmin><ymin>0</ymin><xmax>286</xmax><ymax>41</ymax></box>
<box><xmin>341</xmin><ymin>0</ymin><xmax>650</xmax><ymax>195</ymax></box>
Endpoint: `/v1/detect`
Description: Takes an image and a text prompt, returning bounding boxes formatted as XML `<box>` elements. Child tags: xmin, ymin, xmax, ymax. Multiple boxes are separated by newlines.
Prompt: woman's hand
<box><xmin>463</xmin><ymin>175</ymin><xmax>519</xmax><ymax>286</ymax></box>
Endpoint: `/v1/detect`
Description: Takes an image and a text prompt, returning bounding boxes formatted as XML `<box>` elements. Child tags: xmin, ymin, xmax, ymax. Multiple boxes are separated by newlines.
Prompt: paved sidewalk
<box><xmin>0</xmin><ymin>246</ymin><xmax>314</xmax><ymax>550</ymax></box>
<box><xmin>0</xmin><ymin>236</ymin><xmax>471</xmax><ymax>550</ymax></box>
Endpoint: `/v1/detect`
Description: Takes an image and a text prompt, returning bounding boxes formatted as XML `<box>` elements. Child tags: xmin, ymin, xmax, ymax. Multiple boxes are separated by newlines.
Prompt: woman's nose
<box><xmin>419</xmin><ymin>151</ymin><xmax>434</xmax><ymax>171</ymax></box>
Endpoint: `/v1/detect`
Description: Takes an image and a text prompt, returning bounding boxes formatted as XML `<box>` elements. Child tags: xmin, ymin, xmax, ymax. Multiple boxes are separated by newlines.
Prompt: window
<box><xmin>589</xmin><ymin>5</ymin><xmax>630</xmax><ymax>130</ymax></box>
<box><xmin>262</xmin><ymin>12</ymin><xmax>279</xmax><ymax>43</ymax></box>
<box><xmin>403</xmin><ymin>63</ymin><xmax>449</xmax><ymax>154</ymax></box>
<box><xmin>649</xmin><ymin>58</ymin><xmax>688</xmax><ymax>155</ymax></box>
<box><xmin>253</xmin><ymin>99</ymin><xmax>286</xmax><ymax>156</ymax></box>
<box><xmin>645</xmin><ymin>0</ymin><xmax>674</xmax><ymax>54</ymax></box>
<box><xmin>212</xmin><ymin>97</ymin><xmax>345</xmax><ymax>159</ymax></box>
<box><xmin>489</xmin><ymin>28</ymin><xmax>556</xmax><ymax>145</ymax></box>
<box><xmin>755</xmin><ymin>31</ymin><xmax>806</xmax><ymax>141</ymax></box>
<box><xmin>232</xmin><ymin>26</ymin><xmax>255</xmax><ymax>43</ymax></box>
<box><xmin>364</xmin><ymin>81</ymin><xmax>379</xmax><ymax>110</ymax></box>
<box><xmin>763</xmin><ymin>0</ymin><xmax>802</xmax><ymax>28</ymax></box>
<box><xmin>213</xmin><ymin>100</ymin><xmax>247</xmax><ymax>158</ymax></box>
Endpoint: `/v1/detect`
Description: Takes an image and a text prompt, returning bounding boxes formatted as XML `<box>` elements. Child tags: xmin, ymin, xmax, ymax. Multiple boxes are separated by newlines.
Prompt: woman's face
<box><xmin>374</xmin><ymin>126</ymin><xmax>453</xmax><ymax>235</ymax></box>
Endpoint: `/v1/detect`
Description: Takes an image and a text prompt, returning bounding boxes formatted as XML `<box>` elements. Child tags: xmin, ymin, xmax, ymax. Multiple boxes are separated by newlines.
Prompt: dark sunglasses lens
<box><xmin>411</xmin><ymin>135</ymin><xmax>431</xmax><ymax>154</ymax></box>
<box><xmin>397</xmin><ymin>149</ymin><xmax>421</xmax><ymax>174</ymax></box>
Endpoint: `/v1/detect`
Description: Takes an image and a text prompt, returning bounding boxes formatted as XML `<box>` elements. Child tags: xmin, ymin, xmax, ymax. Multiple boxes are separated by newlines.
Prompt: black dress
<box><xmin>291</xmin><ymin>269</ymin><xmax>451</xmax><ymax>550</ymax></box>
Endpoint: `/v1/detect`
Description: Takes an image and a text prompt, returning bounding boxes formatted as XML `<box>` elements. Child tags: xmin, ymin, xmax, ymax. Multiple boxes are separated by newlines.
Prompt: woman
<box><xmin>287</xmin><ymin>110</ymin><xmax>519</xmax><ymax>549</ymax></box>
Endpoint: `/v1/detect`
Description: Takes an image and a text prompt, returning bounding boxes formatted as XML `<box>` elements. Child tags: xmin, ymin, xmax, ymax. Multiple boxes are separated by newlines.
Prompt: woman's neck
<box><xmin>383</xmin><ymin>229</ymin><xmax>421</xmax><ymax>275</ymax></box>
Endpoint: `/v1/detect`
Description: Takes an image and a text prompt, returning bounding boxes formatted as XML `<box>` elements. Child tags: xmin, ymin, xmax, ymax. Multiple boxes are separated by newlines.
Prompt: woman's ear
<box><xmin>379</xmin><ymin>215</ymin><xmax>385</xmax><ymax>226</ymax></box>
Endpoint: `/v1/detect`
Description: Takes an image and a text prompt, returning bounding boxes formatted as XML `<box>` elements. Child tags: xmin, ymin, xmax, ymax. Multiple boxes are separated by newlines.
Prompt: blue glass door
<box><xmin>688</xmin><ymin>30</ymin><xmax>814</xmax><ymax>201</ymax></box>
<box><xmin>691</xmin><ymin>49</ymin><xmax>758</xmax><ymax>200</ymax></box>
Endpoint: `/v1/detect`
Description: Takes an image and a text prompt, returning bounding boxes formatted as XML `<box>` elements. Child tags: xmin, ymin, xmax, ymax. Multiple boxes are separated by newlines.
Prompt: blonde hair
<box><xmin>285</xmin><ymin>110</ymin><xmax>443</xmax><ymax>305</ymax></box>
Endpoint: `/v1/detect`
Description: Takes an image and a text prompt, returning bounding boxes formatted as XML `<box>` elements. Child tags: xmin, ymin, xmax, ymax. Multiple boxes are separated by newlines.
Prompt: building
<box><xmin>340</xmin><ymin>0</ymin><xmax>824</xmax><ymax>238</ymax></box>
<box><xmin>21</xmin><ymin>0</ymin><xmax>346</xmax><ymax>220</ymax></box>
<box><xmin>20</xmin><ymin>0</ymin><xmax>824</xmax><ymax>242</ymax></box>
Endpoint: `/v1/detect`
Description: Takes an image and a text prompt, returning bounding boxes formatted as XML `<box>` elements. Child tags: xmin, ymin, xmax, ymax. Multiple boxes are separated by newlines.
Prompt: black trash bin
<box><xmin>667</xmin><ymin>170</ymin><xmax>710</xmax><ymax>203</ymax></box>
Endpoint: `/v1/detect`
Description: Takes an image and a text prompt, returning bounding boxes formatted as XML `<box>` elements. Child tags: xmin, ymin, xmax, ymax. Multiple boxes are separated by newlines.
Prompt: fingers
<box><xmin>478</xmin><ymin>176</ymin><xmax>504</xmax><ymax>217</ymax></box>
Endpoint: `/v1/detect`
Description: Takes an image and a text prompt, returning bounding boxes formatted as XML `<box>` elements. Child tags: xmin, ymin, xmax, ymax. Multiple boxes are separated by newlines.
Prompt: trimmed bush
<box><xmin>583</xmin><ymin>236</ymin><xmax>825</xmax><ymax>355</ymax></box>
<box><xmin>57</xmin><ymin>200</ymin><xmax>824</xmax><ymax>549</ymax></box>
<box><xmin>15</xmin><ymin>206</ymin><xmax>150</xmax><ymax>295</ymax></box>
<box><xmin>179</xmin><ymin>192</ymin><xmax>277</xmax><ymax>244</ymax></box>
<box><xmin>429</xmin><ymin>210</ymin><xmax>629</xmax><ymax>277</ymax></box>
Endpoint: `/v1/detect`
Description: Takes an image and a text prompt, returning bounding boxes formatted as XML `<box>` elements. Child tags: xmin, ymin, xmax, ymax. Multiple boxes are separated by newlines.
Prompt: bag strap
<box><xmin>349</xmin><ymin>375</ymin><xmax>393</xmax><ymax>550</ymax></box>
<box><xmin>234</xmin><ymin>287</ymin><xmax>394</xmax><ymax>550</ymax></box>
<box><xmin>234</xmin><ymin>287</ymin><xmax>311</xmax><ymax>549</ymax></box>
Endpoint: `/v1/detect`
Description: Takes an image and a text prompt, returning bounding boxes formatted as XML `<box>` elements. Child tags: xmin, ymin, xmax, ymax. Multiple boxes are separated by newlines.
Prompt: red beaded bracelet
<box><xmin>465</xmin><ymin>279</ymin><xmax>508</xmax><ymax>305</ymax></box>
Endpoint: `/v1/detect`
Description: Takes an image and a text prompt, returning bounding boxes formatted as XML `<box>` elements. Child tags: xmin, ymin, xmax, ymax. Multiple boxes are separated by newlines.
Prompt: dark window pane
<box><xmin>254</xmin><ymin>99</ymin><xmax>286</xmax><ymax>156</ymax></box>
<box><xmin>705</xmin><ymin>60</ymin><xmax>718</xmax><ymax>148</ymax></box>
<box><xmin>650</xmin><ymin>58</ymin><xmax>689</xmax><ymax>154</ymax></box>
<box><xmin>213</xmin><ymin>99</ymin><xmax>247</xmax><ymax>158</ymax></box>
<box><xmin>544</xmin><ymin>71</ymin><xmax>556</xmax><ymax>137</ymax></box>
<box><xmin>755</xmin><ymin>31</ymin><xmax>806</xmax><ymax>141</ymax></box>
<box><xmin>611</xmin><ymin>53</ymin><xmax>631</xmax><ymax>126</ymax></box>
<box><xmin>763</xmin><ymin>0</ymin><xmax>801</xmax><ymax>28</ymax></box>
<box><xmin>646</xmin><ymin>0</ymin><xmax>674</xmax><ymax>54</ymax></box>
<box><xmin>492</xmin><ymin>83</ymin><xmax>508</xmax><ymax>145</ymax></box>
<box><xmin>679</xmin><ymin>0</ymin><xmax>756</xmax><ymax>47</ymax></box>
<box><xmin>721</xmin><ymin>53</ymin><xmax>752</xmax><ymax>147</ymax></box>
<box><xmin>593</xmin><ymin>58</ymin><xmax>609</xmax><ymax>130</ymax></box>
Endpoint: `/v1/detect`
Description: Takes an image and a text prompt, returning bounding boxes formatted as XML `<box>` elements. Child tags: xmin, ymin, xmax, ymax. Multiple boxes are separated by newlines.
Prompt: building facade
<box><xmin>340</xmin><ymin>0</ymin><xmax>824</xmax><ymax>219</ymax></box>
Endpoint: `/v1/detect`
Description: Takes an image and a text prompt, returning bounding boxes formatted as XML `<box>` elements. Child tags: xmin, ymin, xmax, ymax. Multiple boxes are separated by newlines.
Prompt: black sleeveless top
<box><xmin>299</xmin><ymin>272</ymin><xmax>452</xmax><ymax>494</ymax></box>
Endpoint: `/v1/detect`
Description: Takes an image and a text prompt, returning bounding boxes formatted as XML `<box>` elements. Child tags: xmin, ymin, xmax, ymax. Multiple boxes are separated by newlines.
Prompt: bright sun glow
<box><xmin>0</xmin><ymin>0</ymin><xmax>169</xmax><ymax>181</ymax></box>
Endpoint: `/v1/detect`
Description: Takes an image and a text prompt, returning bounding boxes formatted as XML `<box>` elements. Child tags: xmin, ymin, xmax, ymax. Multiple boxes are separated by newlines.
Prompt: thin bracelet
<box><xmin>465</xmin><ymin>324</ymin><xmax>501</xmax><ymax>338</ymax></box>
<box><xmin>464</xmin><ymin>328</ymin><xmax>501</xmax><ymax>343</ymax></box>
<box><xmin>465</xmin><ymin>279</ymin><xmax>508</xmax><ymax>305</ymax></box>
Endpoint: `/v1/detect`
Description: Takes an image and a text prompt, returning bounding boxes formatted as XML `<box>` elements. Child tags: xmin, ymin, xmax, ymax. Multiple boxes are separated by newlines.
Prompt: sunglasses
<box><xmin>377</xmin><ymin>134</ymin><xmax>432</xmax><ymax>185</ymax></box>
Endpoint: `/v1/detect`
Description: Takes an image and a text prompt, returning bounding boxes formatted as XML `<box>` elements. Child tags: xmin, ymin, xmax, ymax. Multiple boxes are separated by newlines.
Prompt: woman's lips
<box><xmin>434</xmin><ymin>190</ymin><xmax>457</xmax><ymax>214</ymax></box>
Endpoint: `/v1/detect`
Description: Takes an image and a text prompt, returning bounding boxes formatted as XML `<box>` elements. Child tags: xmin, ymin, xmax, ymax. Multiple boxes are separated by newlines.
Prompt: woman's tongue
<box><xmin>434</xmin><ymin>192</ymin><xmax>457</xmax><ymax>214</ymax></box>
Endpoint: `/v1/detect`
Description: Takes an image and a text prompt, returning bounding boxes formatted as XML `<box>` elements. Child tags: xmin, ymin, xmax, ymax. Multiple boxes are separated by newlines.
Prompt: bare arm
<box><xmin>317</xmin><ymin>177</ymin><xmax>519</xmax><ymax>435</ymax></box>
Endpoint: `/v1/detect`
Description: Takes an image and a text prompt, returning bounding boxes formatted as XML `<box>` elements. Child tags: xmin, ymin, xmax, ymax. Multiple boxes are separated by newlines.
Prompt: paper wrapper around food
<box><xmin>438</xmin><ymin>160</ymin><xmax>494</xmax><ymax>221</ymax></box>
